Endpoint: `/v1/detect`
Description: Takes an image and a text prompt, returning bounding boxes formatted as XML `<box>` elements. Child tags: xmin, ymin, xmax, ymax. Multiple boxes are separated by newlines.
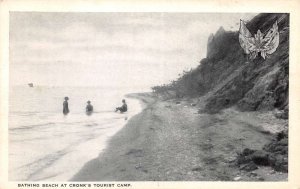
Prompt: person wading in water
<box><xmin>86</xmin><ymin>100</ymin><xmax>93</xmax><ymax>115</ymax></box>
<box><xmin>63</xmin><ymin>97</ymin><xmax>70</xmax><ymax>115</ymax></box>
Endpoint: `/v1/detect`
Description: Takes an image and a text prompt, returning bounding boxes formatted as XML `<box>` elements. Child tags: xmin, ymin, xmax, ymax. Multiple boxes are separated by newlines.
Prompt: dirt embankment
<box><xmin>71</xmin><ymin>93</ymin><xmax>287</xmax><ymax>181</ymax></box>
<box><xmin>148</xmin><ymin>13</ymin><xmax>289</xmax><ymax>180</ymax></box>
<box><xmin>152</xmin><ymin>13</ymin><xmax>289</xmax><ymax>116</ymax></box>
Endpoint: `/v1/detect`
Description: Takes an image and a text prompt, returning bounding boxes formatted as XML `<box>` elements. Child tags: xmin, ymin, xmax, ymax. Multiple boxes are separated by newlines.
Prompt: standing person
<box><xmin>115</xmin><ymin>99</ymin><xmax>127</xmax><ymax>113</ymax></box>
<box><xmin>63</xmin><ymin>97</ymin><xmax>70</xmax><ymax>115</ymax></box>
<box><xmin>86</xmin><ymin>100</ymin><xmax>93</xmax><ymax>115</ymax></box>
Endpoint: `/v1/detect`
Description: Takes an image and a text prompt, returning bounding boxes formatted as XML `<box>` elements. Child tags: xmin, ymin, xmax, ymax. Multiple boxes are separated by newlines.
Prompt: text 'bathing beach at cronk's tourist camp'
<box><xmin>8</xmin><ymin>12</ymin><xmax>288</xmax><ymax>182</ymax></box>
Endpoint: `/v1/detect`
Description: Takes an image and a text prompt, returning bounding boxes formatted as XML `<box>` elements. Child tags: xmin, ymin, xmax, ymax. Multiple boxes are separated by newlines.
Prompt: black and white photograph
<box><xmin>1</xmin><ymin>1</ymin><xmax>300</xmax><ymax>188</ymax></box>
<box><xmin>7</xmin><ymin>11</ymin><xmax>290</xmax><ymax>182</ymax></box>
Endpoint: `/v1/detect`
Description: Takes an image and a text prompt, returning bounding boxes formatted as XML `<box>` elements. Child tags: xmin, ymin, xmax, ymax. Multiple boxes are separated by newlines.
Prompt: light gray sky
<box><xmin>10</xmin><ymin>12</ymin><xmax>257</xmax><ymax>90</ymax></box>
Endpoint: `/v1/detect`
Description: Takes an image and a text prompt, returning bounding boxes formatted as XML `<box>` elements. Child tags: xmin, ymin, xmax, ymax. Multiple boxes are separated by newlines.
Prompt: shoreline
<box><xmin>70</xmin><ymin>92</ymin><xmax>157</xmax><ymax>181</ymax></box>
<box><xmin>71</xmin><ymin>92</ymin><xmax>287</xmax><ymax>181</ymax></box>
<box><xmin>9</xmin><ymin>91</ymin><xmax>145</xmax><ymax>181</ymax></box>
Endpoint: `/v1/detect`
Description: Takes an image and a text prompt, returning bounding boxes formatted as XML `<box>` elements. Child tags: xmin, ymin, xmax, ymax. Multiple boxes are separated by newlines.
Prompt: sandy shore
<box><xmin>71</xmin><ymin>93</ymin><xmax>287</xmax><ymax>181</ymax></box>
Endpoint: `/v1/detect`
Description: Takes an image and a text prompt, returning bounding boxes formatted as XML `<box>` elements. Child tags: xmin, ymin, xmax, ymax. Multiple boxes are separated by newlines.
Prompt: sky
<box><xmin>9</xmin><ymin>12</ymin><xmax>257</xmax><ymax>90</ymax></box>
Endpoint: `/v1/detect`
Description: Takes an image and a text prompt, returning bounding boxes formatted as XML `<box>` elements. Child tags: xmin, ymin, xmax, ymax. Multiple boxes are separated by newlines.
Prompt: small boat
<box><xmin>28</xmin><ymin>83</ymin><xmax>33</xmax><ymax>87</ymax></box>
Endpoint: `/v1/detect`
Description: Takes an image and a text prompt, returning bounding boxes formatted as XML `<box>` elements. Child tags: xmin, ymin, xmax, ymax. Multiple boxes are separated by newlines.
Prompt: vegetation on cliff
<box><xmin>152</xmin><ymin>13</ymin><xmax>289</xmax><ymax>117</ymax></box>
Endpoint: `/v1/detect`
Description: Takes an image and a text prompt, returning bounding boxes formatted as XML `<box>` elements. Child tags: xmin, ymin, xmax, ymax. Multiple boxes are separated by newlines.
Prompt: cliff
<box><xmin>152</xmin><ymin>13</ymin><xmax>289</xmax><ymax>117</ymax></box>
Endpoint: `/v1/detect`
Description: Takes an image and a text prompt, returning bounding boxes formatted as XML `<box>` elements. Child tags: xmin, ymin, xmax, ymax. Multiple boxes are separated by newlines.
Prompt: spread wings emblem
<box><xmin>239</xmin><ymin>20</ymin><xmax>279</xmax><ymax>60</ymax></box>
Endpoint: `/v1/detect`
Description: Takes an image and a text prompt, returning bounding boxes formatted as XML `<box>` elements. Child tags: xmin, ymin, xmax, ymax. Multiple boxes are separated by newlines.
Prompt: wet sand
<box><xmin>71</xmin><ymin>93</ymin><xmax>287</xmax><ymax>181</ymax></box>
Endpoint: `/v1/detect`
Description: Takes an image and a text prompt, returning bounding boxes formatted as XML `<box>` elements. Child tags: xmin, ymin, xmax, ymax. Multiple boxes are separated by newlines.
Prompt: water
<box><xmin>9</xmin><ymin>86</ymin><xmax>143</xmax><ymax>181</ymax></box>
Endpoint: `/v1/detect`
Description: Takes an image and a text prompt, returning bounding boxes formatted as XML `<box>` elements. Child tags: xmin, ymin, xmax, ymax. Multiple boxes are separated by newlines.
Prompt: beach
<box><xmin>5</xmin><ymin>12</ymin><xmax>291</xmax><ymax>184</ymax></box>
<box><xmin>71</xmin><ymin>93</ymin><xmax>288</xmax><ymax>181</ymax></box>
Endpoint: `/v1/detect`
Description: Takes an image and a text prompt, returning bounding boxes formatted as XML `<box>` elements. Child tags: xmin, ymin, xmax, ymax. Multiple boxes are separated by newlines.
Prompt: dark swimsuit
<box><xmin>63</xmin><ymin>101</ymin><xmax>69</xmax><ymax>115</ymax></box>
<box><xmin>86</xmin><ymin>105</ymin><xmax>93</xmax><ymax>112</ymax></box>
<box><xmin>117</xmin><ymin>104</ymin><xmax>127</xmax><ymax>113</ymax></box>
